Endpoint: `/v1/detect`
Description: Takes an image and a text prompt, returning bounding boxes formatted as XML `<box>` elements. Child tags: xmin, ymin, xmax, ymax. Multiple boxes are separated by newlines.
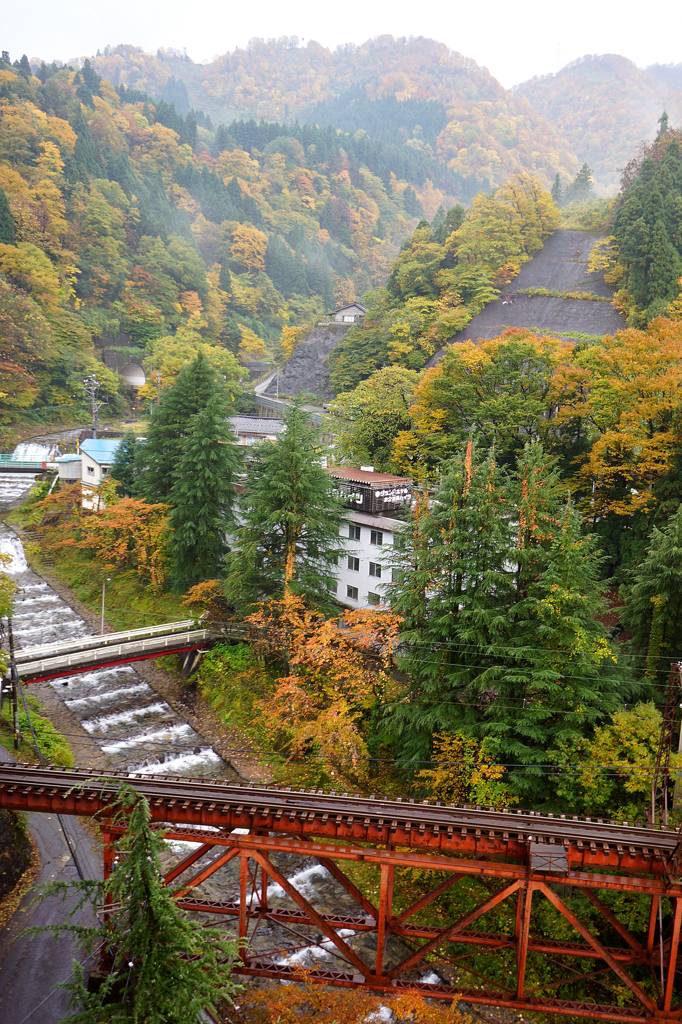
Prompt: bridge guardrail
<box><xmin>16</xmin><ymin>629</ymin><xmax>213</xmax><ymax>680</ymax></box>
<box><xmin>15</xmin><ymin>619</ymin><xmax>203</xmax><ymax>663</ymax></box>
<box><xmin>15</xmin><ymin>620</ymin><xmax>247</xmax><ymax>664</ymax></box>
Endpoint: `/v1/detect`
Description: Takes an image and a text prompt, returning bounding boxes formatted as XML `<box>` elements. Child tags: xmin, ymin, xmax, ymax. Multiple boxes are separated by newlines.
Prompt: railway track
<box><xmin>0</xmin><ymin>764</ymin><xmax>678</xmax><ymax>875</ymax></box>
<box><xmin>2</xmin><ymin>765</ymin><xmax>681</xmax><ymax>1021</ymax></box>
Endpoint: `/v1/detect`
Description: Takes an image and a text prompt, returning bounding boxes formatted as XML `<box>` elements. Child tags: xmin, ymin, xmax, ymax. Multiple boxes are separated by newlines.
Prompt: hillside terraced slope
<box><xmin>428</xmin><ymin>229</ymin><xmax>624</xmax><ymax>363</ymax></box>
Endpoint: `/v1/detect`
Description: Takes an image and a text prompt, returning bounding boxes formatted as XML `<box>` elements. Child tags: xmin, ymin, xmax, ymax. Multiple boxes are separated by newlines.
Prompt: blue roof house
<box><xmin>80</xmin><ymin>438</ymin><xmax>121</xmax><ymax>510</ymax></box>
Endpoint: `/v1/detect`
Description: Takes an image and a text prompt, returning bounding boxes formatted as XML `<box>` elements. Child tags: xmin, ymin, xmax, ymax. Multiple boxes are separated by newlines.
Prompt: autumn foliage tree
<box><xmin>67</xmin><ymin>491</ymin><xmax>170</xmax><ymax>593</ymax></box>
<box><xmin>247</xmin><ymin>594</ymin><xmax>401</xmax><ymax>786</ymax></box>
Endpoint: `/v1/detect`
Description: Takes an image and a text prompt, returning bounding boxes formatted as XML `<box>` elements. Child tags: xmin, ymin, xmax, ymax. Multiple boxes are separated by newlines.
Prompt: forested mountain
<box><xmin>0</xmin><ymin>53</ymin><xmax>467</xmax><ymax>424</ymax></box>
<box><xmin>88</xmin><ymin>38</ymin><xmax>580</xmax><ymax>189</ymax></box>
<box><xmin>516</xmin><ymin>54</ymin><xmax>682</xmax><ymax>193</ymax></box>
<box><xmin>329</xmin><ymin>174</ymin><xmax>559</xmax><ymax>391</ymax></box>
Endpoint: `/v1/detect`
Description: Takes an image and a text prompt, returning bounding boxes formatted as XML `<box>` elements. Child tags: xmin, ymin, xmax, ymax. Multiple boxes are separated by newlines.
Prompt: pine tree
<box><xmin>551</xmin><ymin>173</ymin><xmax>562</xmax><ymax>206</ymax></box>
<box><xmin>30</xmin><ymin>782</ymin><xmax>241</xmax><ymax>1022</ymax></box>
<box><xmin>646</xmin><ymin>218</ymin><xmax>682</xmax><ymax>305</ymax></box>
<box><xmin>0</xmin><ymin>187</ymin><xmax>15</xmax><ymax>245</ymax></box>
<box><xmin>141</xmin><ymin>352</ymin><xmax>219</xmax><ymax>503</ymax></box>
<box><xmin>385</xmin><ymin>440</ymin><xmax>516</xmax><ymax>764</ymax></box>
<box><xmin>109</xmin><ymin>432</ymin><xmax>143</xmax><ymax>497</ymax></box>
<box><xmin>489</xmin><ymin>503</ymin><xmax>635</xmax><ymax>803</ymax></box>
<box><xmin>564</xmin><ymin>163</ymin><xmax>593</xmax><ymax>205</ymax></box>
<box><xmin>624</xmin><ymin>506</ymin><xmax>682</xmax><ymax>678</ymax></box>
<box><xmin>513</xmin><ymin>440</ymin><xmax>564</xmax><ymax>599</ymax></box>
<box><xmin>656</xmin><ymin>111</ymin><xmax>670</xmax><ymax>142</ymax></box>
<box><xmin>169</xmin><ymin>393</ymin><xmax>241</xmax><ymax>585</ymax></box>
<box><xmin>225</xmin><ymin>395</ymin><xmax>344</xmax><ymax>610</ymax></box>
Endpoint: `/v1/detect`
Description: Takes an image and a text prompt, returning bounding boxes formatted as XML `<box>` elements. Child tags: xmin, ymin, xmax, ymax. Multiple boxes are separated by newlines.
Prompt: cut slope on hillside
<box><xmin>427</xmin><ymin>230</ymin><xmax>625</xmax><ymax>366</ymax></box>
<box><xmin>262</xmin><ymin>323</ymin><xmax>351</xmax><ymax>399</ymax></box>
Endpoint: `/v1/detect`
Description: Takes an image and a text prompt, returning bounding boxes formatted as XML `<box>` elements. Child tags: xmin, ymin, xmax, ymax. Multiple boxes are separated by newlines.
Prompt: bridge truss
<box><xmin>1</xmin><ymin>766</ymin><xmax>681</xmax><ymax>1022</ymax></box>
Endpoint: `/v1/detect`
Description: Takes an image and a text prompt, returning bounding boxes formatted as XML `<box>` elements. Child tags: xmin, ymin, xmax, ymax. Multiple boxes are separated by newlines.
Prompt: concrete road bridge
<box><xmin>12</xmin><ymin>619</ymin><xmax>245</xmax><ymax>683</ymax></box>
<box><xmin>0</xmin><ymin>764</ymin><xmax>680</xmax><ymax>1022</ymax></box>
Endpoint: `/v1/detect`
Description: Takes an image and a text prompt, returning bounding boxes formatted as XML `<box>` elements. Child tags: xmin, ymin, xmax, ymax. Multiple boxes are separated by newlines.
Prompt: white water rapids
<box><xmin>0</xmin><ymin>435</ymin><xmax>443</xmax><ymax>988</ymax></box>
<box><xmin>0</xmin><ymin>434</ymin><xmax>227</xmax><ymax>778</ymax></box>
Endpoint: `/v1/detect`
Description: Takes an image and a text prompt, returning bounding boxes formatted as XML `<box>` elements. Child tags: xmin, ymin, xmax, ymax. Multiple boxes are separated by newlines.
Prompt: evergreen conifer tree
<box><xmin>564</xmin><ymin>163</ymin><xmax>593</xmax><ymax>205</ymax></box>
<box><xmin>0</xmin><ymin>187</ymin><xmax>15</xmax><ymax>245</ymax></box>
<box><xmin>31</xmin><ymin>782</ymin><xmax>241</xmax><ymax>1022</ymax></box>
<box><xmin>513</xmin><ymin>440</ymin><xmax>564</xmax><ymax>598</ymax></box>
<box><xmin>551</xmin><ymin>173</ymin><xmax>562</xmax><ymax>206</ymax></box>
<box><xmin>225</xmin><ymin>395</ymin><xmax>344</xmax><ymax>610</ymax></box>
<box><xmin>657</xmin><ymin>111</ymin><xmax>670</xmax><ymax>141</ymax></box>
<box><xmin>169</xmin><ymin>393</ymin><xmax>241</xmax><ymax>585</ymax></box>
<box><xmin>141</xmin><ymin>352</ymin><xmax>219</xmax><ymax>503</ymax></box>
<box><xmin>624</xmin><ymin>506</ymin><xmax>682</xmax><ymax>679</ymax></box>
<box><xmin>109</xmin><ymin>432</ymin><xmax>143</xmax><ymax>498</ymax></box>
<box><xmin>491</xmin><ymin>503</ymin><xmax>635</xmax><ymax>803</ymax></box>
<box><xmin>386</xmin><ymin>440</ymin><xmax>515</xmax><ymax>764</ymax></box>
<box><xmin>646</xmin><ymin>218</ymin><xmax>682</xmax><ymax>305</ymax></box>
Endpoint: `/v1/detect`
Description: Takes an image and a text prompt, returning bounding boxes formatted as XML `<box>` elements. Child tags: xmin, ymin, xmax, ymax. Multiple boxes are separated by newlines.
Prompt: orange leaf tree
<box><xmin>559</xmin><ymin>318</ymin><xmax>682</xmax><ymax>517</ymax></box>
<box><xmin>73</xmin><ymin>489</ymin><xmax>170</xmax><ymax>593</ymax></box>
<box><xmin>247</xmin><ymin>976</ymin><xmax>469</xmax><ymax>1024</ymax></box>
<box><xmin>247</xmin><ymin>594</ymin><xmax>401</xmax><ymax>786</ymax></box>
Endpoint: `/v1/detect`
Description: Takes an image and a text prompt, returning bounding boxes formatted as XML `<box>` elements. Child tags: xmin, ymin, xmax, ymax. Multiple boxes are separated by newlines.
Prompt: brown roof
<box><xmin>326</xmin><ymin>467</ymin><xmax>411</xmax><ymax>486</ymax></box>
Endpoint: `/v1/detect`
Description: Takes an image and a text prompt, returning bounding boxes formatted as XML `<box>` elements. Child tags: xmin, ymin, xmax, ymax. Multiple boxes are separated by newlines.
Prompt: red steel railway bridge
<box><xmin>0</xmin><ymin>764</ymin><xmax>681</xmax><ymax>1022</ymax></box>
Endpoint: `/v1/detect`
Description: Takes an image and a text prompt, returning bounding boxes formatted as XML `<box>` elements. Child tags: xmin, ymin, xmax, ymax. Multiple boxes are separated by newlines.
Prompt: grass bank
<box><xmin>0</xmin><ymin>692</ymin><xmax>73</xmax><ymax>766</ymax></box>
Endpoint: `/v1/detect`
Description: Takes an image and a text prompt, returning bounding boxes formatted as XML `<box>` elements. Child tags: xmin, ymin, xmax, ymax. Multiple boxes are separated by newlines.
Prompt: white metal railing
<box><xmin>16</xmin><ymin>629</ymin><xmax>212</xmax><ymax>679</ymax></box>
<box><xmin>14</xmin><ymin>619</ymin><xmax>202</xmax><ymax>664</ymax></box>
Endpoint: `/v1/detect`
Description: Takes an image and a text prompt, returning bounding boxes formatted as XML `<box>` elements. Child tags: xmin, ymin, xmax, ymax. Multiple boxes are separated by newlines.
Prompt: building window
<box><xmin>370</xmin><ymin>530</ymin><xmax>383</xmax><ymax>545</ymax></box>
<box><xmin>329</xmin><ymin>582</ymin><xmax>338</xmax><ymax>594</ymax></box>
<box><xmin>349</xmin><ymin>524</ymin><xmax>361</xmax><ymax>540</ymax></box>
<box><xmin>86</xmin><ymin>466</ymin><xmax>94</xmax><ymax>476</ymax></box>
<box><xmin>346</xmin><ymin>585</ymin><xmax>358</xmax><ymax>600</ymax></box>
<box><xmin>369</xmin><ymin>562</ymin><xmax>382</xmax><ymax>578</ymax></box>
<box><xmin>367</xmin><ymin>592</ymin><xmax>380</xmax><ymax>606</ymax></box>
<box><xmin>347</xmin><ymin>556</ymin><xmax>360</xmax><ymax>572</ymax></box>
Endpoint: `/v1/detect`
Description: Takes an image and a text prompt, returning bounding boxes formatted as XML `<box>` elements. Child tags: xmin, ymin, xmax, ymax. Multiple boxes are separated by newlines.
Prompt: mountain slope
<box><xmin>516</xmin><ymin>54</ymin><xmax>682</xmax><ymax>193</ymax></box>
<box><xmin>91</xmin><ymin>37</ymin><xmax>580</xmax><ymax>189</ymax></box>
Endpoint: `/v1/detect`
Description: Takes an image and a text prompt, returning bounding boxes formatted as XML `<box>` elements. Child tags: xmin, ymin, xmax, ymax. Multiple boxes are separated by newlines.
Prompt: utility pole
<box><xmin>7</xmin><ymin>617</ymin><xmax>20</xmax><ymax>750</ymax></box>
<box><xmin>82</xmin><ymin>374</ymin><xmax>103</xmax><ymax>438</ymax></box>
<box><xmin>101</xmin><ymin>577</ymin><xmax>111</xmax><ymax>634</ymax></box>
<box><xmin>653</xmin><ymin>663</ymin><xmax>682</xmax><ymax>825</ymax></box>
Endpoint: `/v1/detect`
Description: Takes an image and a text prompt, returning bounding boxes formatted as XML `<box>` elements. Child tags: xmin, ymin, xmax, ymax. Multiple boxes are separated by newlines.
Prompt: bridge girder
<box><xmin>2</xmin><ymin>765</ymin><xmax>681</xmax><ymax>1022</ymax></box>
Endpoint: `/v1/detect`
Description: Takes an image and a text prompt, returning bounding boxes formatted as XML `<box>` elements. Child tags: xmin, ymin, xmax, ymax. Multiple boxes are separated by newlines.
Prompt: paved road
<box><xmin>0</xmin><ymin>747</ymin><xmax>101</xmax><ymax>1024</ymax></box>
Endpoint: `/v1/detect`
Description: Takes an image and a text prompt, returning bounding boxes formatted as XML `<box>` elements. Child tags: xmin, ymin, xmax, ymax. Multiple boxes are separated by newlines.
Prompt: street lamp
<box><xmin>101</xmin><ymin>577</ymin><xmax>112</xmax><ymax>634</ymax></box>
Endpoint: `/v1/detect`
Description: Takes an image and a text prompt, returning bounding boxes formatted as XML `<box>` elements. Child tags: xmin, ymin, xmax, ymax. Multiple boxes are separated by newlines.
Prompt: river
<box><xmin>0</xmin><ymin>433</ymin><xmax>443</xmax><ymax>1000</ymax></box>
<box><xmin>0</xmin><ymin>432</ymin><xmax>228</xmax><ymax>780</ymax></box>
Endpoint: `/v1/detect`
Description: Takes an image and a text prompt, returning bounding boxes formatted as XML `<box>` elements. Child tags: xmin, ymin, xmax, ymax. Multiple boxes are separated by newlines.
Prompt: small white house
<box><xmin>329</xmin><ymin>302</ymin><xmax>367</xmax><ymax>324</ymax></box>
<box><xmin>55</xmin><ymin>454</ymin><xmax>82</xmax><ymax>485</ymax></box>
<box><xmin>80</xmin><ymin>438</ymin><xmax>121</xmax><ymax>510</ymax></box>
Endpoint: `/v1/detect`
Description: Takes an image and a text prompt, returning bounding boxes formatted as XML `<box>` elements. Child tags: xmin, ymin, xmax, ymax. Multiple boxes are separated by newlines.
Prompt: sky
<box><xmin>4</xmin><ymin>0</ymin><xmax>681</xmax><ymax>88</ymax></box>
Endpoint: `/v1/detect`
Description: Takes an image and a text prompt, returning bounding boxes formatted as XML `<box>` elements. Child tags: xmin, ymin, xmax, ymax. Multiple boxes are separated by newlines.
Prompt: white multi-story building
<box><xmin>326</xmin><ymin>467</ymin><xmax>411</xmax><ymax>609</ymax></box>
